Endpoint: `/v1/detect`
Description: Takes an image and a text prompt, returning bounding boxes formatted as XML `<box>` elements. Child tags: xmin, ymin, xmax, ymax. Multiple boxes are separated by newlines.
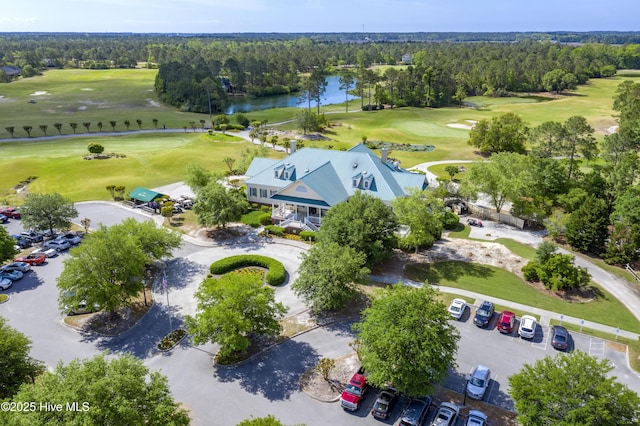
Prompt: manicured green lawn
<box><xmin>240</xmin><ymin>210</ymin><xmax>265</xmax><ymax>227</ymax></box>
<box><xmin>405</xmin><ymin>261</ymin><xmax>640</xmax><ymax>333</ymax></box>
<box><xmin>493</xmin><ymin>238</ymin><xmax>537</xmax><ymax>260</ymax></box>
<box><xmin>0</xmin><ymin>132</ymin><xmax>285</xmax><ymax>202</ymax></box>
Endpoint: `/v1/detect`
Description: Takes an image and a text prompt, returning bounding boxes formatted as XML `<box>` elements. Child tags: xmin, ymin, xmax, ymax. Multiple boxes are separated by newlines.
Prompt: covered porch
<box><xmin>271</xmin><ymin>200</ymin><xmax>329</xmax><ymax>232</ymax></box>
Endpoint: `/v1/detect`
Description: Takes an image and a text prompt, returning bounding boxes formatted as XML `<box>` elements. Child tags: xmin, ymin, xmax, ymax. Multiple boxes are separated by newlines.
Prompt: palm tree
<box><xmin>199</xmin><ymin>119</ymin><xmax>205</xmax><ymax>131</ymax></box>
<box><xmin>109</xmin><ymin>121</ymin><xmax>117</xmax><ymax>131</ymax></box>
<box><xmin>39</xmin><ymin>125</ymin><xmax>48</xmax><ymax>136</ymax></box>
<box><xmin>5</xmin><ymin>127</ymin><xmax>15</xmax><ymax>138</ymax></box>
<box><xmin>54</xmin><ymin>123</ymin><xmax>63</xmax><ymax>134</ymax></box>
<box><xmin>152</xmin><ymin>118</ymin><xmax>158</xmax><ymax>129</ymax></box>
<box><xmin>82</xmin><ymin>122</ymin><xmax>91</xmax><ymax>133</ymax></box>
<box><xmin>97</xmin><ymin>122</ymin><xmax>103</xmax><ymax>132</ymax></box>
<box><xmin>136</xmin><ymin>119</ymin><xmax>142</xmax><ymax>129</ymax></box>
<box><xmin>23</xmin><ymin>126</ymin><xmax>33</xmax><ymax>137</ymax></box>
<box><xmin>189</xmin><ymin>121</ymin><xmax>196</xmax><ymax>132</ymax></box>
<box><xmin>69</xmin><ymin>122</ymin><xmax>78</xmax><ymax>134</ymax></box>
<box><xmin>124</xmin><ymin>120</ymin><xmax>131</xmax><ymax>130</ymax></box>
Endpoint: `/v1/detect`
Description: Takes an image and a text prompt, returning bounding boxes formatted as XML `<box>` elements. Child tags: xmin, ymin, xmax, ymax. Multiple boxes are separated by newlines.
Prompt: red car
<box><xmin>340</xmin><ymin>370</ymin><xmax>368</xmax><ymax>411</ymax></box>
<box><xmin>497</xmin><ymin>311</ymin><xmax>516</xmax><ymax>334</ymax></box>
<box><xmin>0</xmin><ymin>207</ymin><xmax>21</xmax><ymax>219</ymax></box>
<box><xmin>15</xmin><ymin>253</ymin><xmax>46</xmax><ymax>266</ymax></box>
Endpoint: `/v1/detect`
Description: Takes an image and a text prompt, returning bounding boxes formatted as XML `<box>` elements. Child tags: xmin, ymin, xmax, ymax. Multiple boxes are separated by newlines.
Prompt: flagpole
<box><xmin>163</xmin><ymin>271</ymin><xmax>172</xmax><ymax>331</ymax></box>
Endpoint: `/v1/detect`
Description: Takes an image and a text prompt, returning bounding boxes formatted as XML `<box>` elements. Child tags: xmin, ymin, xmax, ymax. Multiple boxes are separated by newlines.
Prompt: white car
<box><xmin>466</xmin><ymin>365</ymin><xmax>491</xmax><ymax>400</ymax></box>
<box><xmin>60</xmin><ymin>232</ymin><xmax>82</xmax><ymax>245</ymax></box>
<box><xmin>1</xmin><ymin>262</ymin><xmax>31</xmax><ymax>273</ymax></box>
<box><xmin>447</xmin><ymin>298</ymin><xmax>467</xmax><ymax>319</ymax></box>
<box><xmin>431</xmin><ymin>402</ymin><xmax>459</xmax><ymax>426</ymax></box>
<box><xmin>518</xmin><ymin>315</ymin><xmax>537</xmax><ymax>339</ymax></box>
<box><xmin>43</xmin><ymin>238</ymin><xmax>71</xmax><ymax>251</ymax></box>
<box><xmin>0</xmin><ymin>278</ymin><xmax>13</xmax><ymax>290</ymax></box>
<box><xmin>466</xmin><ymin>409</ymin><xmax>488</xmax><ymax>426</ymax></box>
<box><xmin>32</xmin><ymin>248</ymin><xmax>58</xmax><ymax>258</ymax></box>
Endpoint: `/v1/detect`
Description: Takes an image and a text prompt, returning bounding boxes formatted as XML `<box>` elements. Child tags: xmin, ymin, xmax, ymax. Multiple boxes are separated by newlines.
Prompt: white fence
<box><xmin>468</xmin><ymin>204</ymin><xmax>525</xmax><ymax>229</ymax></box>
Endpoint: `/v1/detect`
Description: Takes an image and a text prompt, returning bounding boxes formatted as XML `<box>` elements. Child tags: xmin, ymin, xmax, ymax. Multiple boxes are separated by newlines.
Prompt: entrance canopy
<box><xmin>129</xmin><ymin>187</ymin><xmax>165</xmax><ymax>203</ymax></box>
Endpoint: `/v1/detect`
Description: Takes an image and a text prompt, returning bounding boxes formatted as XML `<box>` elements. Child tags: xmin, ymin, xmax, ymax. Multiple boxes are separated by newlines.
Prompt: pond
<box><xmin>225</xmin><ymin>75</ymin><xmax>359</xmax><ymax>114</ymax></box>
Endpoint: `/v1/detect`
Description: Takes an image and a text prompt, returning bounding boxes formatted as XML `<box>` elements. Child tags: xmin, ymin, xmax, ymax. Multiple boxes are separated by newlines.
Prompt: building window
<box><xmin>270</xmin><ymin>190</ymin><xmax>277</xmax><ymax>196</ymax></box>
<box><xmin>352</xmin><ymin>178</ymin><xmax>359</xmax><ymax>188</ymax></box>
<box><xmin>249</xmin><ymin>187</ymin><xmax>257</xmax><ymax>197</ymax></box>
<box><xmin>284</xmin><ymin>171</ymin><xmax>289</xmax><ymax>179</ymax></box>
<box><xmin>259</xmin><ymin>189</ymin><xmax>268</xmax><ymax>198</ymax></box>
<box><xmin>363</xmin><ymin>180</ymin><xmax>370</xmax><ymax>189</ymax></box>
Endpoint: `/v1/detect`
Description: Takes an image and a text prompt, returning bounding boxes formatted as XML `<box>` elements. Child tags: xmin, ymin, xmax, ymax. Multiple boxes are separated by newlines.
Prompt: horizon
<box><xmin>1</xmin><ymin>0</ymin><xmax>639</xmax><ymax>34</ymax></box>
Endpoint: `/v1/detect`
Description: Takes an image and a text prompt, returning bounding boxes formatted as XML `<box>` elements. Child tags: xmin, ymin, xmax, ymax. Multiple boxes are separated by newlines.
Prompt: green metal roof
<box><xmin>129</xmin><ymin>187</ymin><xmax>164</xmax><ymax>202</ymax></box>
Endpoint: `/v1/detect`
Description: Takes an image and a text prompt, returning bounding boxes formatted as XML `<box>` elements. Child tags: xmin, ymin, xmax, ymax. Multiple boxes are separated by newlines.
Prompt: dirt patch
<box><xmin>415</xmin><ymin>238</ymin><xmax>527</xmax><ymax>278</ymax></box>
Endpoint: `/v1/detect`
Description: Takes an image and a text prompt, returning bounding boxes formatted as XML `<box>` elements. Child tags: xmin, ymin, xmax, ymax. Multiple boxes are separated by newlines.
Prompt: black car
<box><xmin>551</xmin><ymin>325</ymin><xmax>569</xmax><ymax>350</ymax></box>
<box><xmin>473</xmin><ymin>301</ymin><xmax>495</xmax><ymax>328</ymax></box>
<box><xmin>399</xmin><ymin>396</ymin><xmax>432</xmax><ymax>426</ymax></box>
<box><xmin>371</xmin><ymin>387</ymin><xmax>397</xmax><ymax>420</ymax></box>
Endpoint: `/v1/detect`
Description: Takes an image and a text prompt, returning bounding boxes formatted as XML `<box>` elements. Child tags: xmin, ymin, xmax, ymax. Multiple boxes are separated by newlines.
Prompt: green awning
<box><xmin>129</xmin><ymin>187</ymin><xmax>164</xmax><ymax>202</ymax></box>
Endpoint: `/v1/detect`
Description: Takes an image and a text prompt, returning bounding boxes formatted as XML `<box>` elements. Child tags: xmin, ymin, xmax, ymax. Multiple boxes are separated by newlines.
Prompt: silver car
<box><xmin>43</xmin><ymin>237</ymin><xmax>71</xmax><ymax>251</ymax></box>
<box><xmin>466</xmin><ymin>365</ymin><xmax>491</xmax><ymax>400</ymax></box>
<box><xmin>0</xmin><ymin>278</ymin><xmax>13</xmax><ymax>290</ymax></box>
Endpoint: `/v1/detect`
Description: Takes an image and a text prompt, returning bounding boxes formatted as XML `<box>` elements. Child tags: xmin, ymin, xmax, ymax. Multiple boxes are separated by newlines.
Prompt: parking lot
<box><xmin>2</xmin><ymin>206</ymin><xmax>640</xmax><ymax>426</ymax></box>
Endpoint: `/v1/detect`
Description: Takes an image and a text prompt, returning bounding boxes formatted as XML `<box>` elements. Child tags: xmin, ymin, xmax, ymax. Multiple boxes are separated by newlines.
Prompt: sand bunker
<box><xmin>81</xmin><ymin>88</ymin><xmax>94</xmax><ymax>91</ymax></box>
<box><xmin>607</xmin><ymin>125</ymin><xmax>619</xmax><ymax>134</ymax></box>
<box><xmin>77</xmin><ymin>106</ymin><xmax>87</xmax><ymax>111</ymax></box>
<box><xmin>446</xmin><ymin>119</ymin><xmax>477</xmax><ymax>130</ymax></box>
<box><xmin>147</xmin><ymin>99</ymin><xmax>161</xmax><ymax>107</ymax></box>
<box><xmin>29</xmin><ymin>91</ymin><xmax>49</xmax><ymax>96</ymax></box>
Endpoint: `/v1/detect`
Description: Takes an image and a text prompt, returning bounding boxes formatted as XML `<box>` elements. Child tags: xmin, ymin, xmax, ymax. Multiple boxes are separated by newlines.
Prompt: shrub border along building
<box><xmin>210</xmin><ymin>255</ymin><xmax>286</xmax><ymax>286</ymax></box>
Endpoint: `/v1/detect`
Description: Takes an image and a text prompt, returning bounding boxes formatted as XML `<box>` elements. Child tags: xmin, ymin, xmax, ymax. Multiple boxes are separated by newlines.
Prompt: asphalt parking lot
<box><xmin>2</xmin><ymin>206</ymin><xmax>640</xmax><ymax>426</ymax></box>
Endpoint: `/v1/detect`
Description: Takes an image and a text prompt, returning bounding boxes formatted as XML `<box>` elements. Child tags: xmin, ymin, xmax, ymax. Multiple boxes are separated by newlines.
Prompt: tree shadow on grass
<box><xmin>213</xmin><ymin>339</ymin><xmax>320</xmax><ymax>401</ymax></box>
<box><xmin>405</xmin><ymin>261</ymin><xmax>495</xmax><ymax>284</ymax></box>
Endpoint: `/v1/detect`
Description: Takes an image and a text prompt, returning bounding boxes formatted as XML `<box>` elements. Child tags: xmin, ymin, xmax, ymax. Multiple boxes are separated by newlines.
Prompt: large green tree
<box><xmin>185</xmin><ymin>163</ymin><xmax>216</xmax><ymax>193</ymax></box>
<box><xmin>21</xmin><ymin>193</ymin><xmax>78</xmax><ymax>236</ymax></box>
<box><xmin>467</xmin><ymin>112</ymin><xmax>528</xmax><ymax>153</ymax></box>
<box><xmin>563</xmin><ymin>116</ymin><xmax>597</xmax><ymax>181</ymax></box>
<box><xmin>317</xmin><ymin>191</ymin><xmax>398</xmax><ymax>266</ymax></box>
<box><xmin>565</xmin><ymin>195</ymin><xmax>609</xmax><ymax>254</ymax></box>
<box><xmin>0</xmin><ymin>226</ymin><xmax>18</xmax><ymax>263</ymax></box>
<box><xmin>509</xmin><ymin>351</ymin><xmax>639</xmax><ymax>426</ymax></box>
<box><xmin>186</xmin><ymin>271</ymin><xmax>286</xmax><ymax>359</ymax></box>
<box><xmin>459</xmin><ymin>152</ymin><xmax>527</xmax><ymax>213</ymax></box>
<box><xmin>292</xmin><ymin>242</ymin><xmax>369</xmax><ymax>312</ymax></box>
<box><xmin>0</xmin><ymin>316</ymin><xmax>45</xmax><ymax>399</ymax></box>
<box><xmin>57</xmin><ymin>220</ymin><xmax>180</xmax><ymax>314</ymax></box>
<box><xmin>6</xmin><ymin>354</ymin><xmax>190</xmax><ymax>425</ymax></box>
<box><xmin>392</xmin><ymin>189</ymin><xmax>445</xmax><ymax>252</ymax></box>
<box><xmin>353</xmin><ymin>284</ymin><xmax>460</xmax><ymax>397</ymax></box>
<box><xmin>193</xmin><ymin>182</ymin><xmax>249</xmax><ymax>229</ymax></box>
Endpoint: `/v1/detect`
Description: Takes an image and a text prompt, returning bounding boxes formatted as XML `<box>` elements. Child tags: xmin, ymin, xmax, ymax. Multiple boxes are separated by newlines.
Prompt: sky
<box><xmin>1</xmin><ymin>0</ymin><xmax>639</xmax><ymax>34</ymax></box>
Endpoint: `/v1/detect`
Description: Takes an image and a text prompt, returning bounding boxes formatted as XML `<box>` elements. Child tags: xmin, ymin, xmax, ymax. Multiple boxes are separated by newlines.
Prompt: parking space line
<box><xmin>589</xmin><ymin>338</ymin><xmax>605</xmax><ymax>358</ymax></box>
<box><xmin>531</xmin><ymin>328</ymin><xmax>548</xmax><ymax>351</ymax></box>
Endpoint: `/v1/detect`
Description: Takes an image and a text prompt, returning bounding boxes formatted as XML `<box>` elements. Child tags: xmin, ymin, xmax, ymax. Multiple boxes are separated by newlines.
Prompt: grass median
<box><xmin>404</xmin><ymin>261</ymin><xmax>640</xmax><ymax>333</ymax></box>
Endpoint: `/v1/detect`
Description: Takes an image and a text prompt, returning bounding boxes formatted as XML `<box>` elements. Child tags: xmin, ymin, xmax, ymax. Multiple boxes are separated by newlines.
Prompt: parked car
<box><xmin>473</xmin><ymin>300</ymin><xmax>495</xmax><ymax>328</ymax></box>
<box><xmin>15</xmin><ymin>252</ymin><xmax>46</xmax><ymax>266</ymax></box>
<box><xmin>0</xmin><ymin>207</ymin><xmax>21</xmax><ymax>219</ymax></box>
<box><xmin>447</xmin><ymin>298</ymin><xmax>467</xmax><ymax>320</ymax></box>
<box><xmin>399</xmin><ymin>396</ymin><xmax>432</xmax><ymax>426</ymax></box>
<box><xmin>1</xmin><ymin>262</ymin><xmax>31</xmax><ymax>273</ymax></box>
<box><xmin>0</xmin><ymin>278</ymin><xmax>12</xmax><ymax>290</ymax></box>
<box><xmin>466</xmin><ymin>218</ymin><xmax>483</xmax><ymax>227</ymax></box>
<box><xmin>497</xmin><ymin>311</ymin><xmax>516</xmax><ymax>334</ymax></box>
<box><xmin>20</xmin><ymin>231</ymin><xmax>43</xmax><ymax>242</ymax></box>
<box><xmin>11</xmin><ymin>235</ymin><xmax>32</xmax><ymax>249</ymax></box>
<box><xmin>340</xmin><ymin>368</ymin><xmax>368</xmax><ymax>411</ymax></box>
<box><xmin>466</xmin><ymin>409</ymin><xmax>488</xmax><ymax>426</ymax></box>
<box><xmin>60</xmin><ymin>232</ymin><xmax>81</xmax><ymax>245</ymax></box>
<box><xmin>550</xmin><ymin>325</ymin><xmax>569</xmax><ymax>350</ymax></box>
<box><xmin>371</xmin><ymin>387</ymin><xmax>397</xmax><ymax>420</ymax></box>
<box><xmin>518</xmin><ymin>315</ymin><xmax>538</xmax><ymax>339</ymax></box>
<box><xmin>0</xmin><ymin>270</ymin><xmax>23</xmax><ymax>281</ymax></box>
<box><xmin>43</xmin><ymin>238</ymin><xmax>71</xmax><ymax>251</ymax></box>
<box><xmin>32</xmin><ymin>247</ymin><xmax>58</xmax><ymax>258</ymax></box>
<box><xmin>430</xmin><ymin>402</ymin><xmax>459</xmax><ymax>426</ymax></box>
<box><xmin>61</xmin><ymin>291</ymin><xmax>100</xmax><ymax>315</ymax></box>
<box><xmin>0</xmin><ymin>214</ymin><xmax>8</xmax><ymax>223</ymax></box>
<box><xmin>466</xmin><ymin>365</ymin><xmax>491</xmax><ymax>400</ymax></box>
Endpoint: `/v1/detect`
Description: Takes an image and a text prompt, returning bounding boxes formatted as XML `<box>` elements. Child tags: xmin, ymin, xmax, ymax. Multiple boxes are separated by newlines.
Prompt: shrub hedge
<box><xmin>259</xmin><ymin>213</ymin><xmax>273</xmax><ymax>225</ymax></box>
<box><xmin>264</xmin><ymin>225</ymin><xmax>284</xmax><ymax>236</ymax></box>
<box><xmin>299</xmin><ymin>231</ymin><xmax>316</xmax><ymax>241</ymax></box>
<box><xmin>209</xmin><ymin>255</ymin><xmax>286</xmax><ymax>286</ymax></box>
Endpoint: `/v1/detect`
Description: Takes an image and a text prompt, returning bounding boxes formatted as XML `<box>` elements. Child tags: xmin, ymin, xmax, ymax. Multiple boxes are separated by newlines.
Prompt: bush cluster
<box><xmin>259</xmin><ymin>213</ymin><xmax>272</xmax><ymax>225</ymax></box>
<box><xmin>443</xmin><ymin>211</ymin><xmax>460</xmax><ymax>230</ymax></box>
<box><xmin>209</xmin><ymin>255</ymin><xmax>286</xmax><ymax>286</ymax></box>
<box><xmin>264</xmin><ymin>225</ymin><xmax>284</xmax><ymax>236</ymax></box>
<box><xmin>299</xmin><ymin>231</ymin><xmax>316</xmax><ymax>241</ymax></box>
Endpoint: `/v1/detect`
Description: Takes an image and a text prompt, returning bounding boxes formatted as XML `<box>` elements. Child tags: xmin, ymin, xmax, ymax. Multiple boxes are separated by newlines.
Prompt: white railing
<box><xmin>303</xmin><ymin>217</ymin><xmax>319</xmax><ymax>231</ymax></box>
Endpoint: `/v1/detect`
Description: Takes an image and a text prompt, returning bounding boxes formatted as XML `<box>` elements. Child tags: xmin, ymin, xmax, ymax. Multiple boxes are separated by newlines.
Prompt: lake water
<box><xmin>225</xmin><ymin>75</ymin><xmax>359</xmax><ymax>114</ymax></box>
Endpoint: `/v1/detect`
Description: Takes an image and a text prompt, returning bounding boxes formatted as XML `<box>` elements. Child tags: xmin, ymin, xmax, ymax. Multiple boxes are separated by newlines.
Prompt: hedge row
<box><xmin>209</xmin><ymin>255</ymin><xmax>286</xmax><ymax>286</ymax></box>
